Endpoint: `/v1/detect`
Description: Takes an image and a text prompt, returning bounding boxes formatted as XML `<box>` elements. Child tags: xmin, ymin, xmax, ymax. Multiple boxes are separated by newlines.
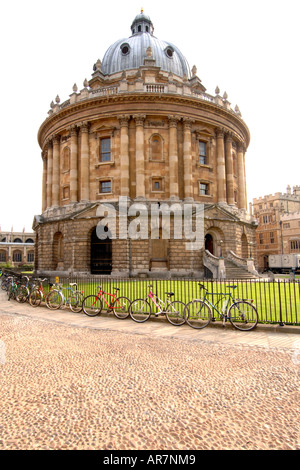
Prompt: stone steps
<box><xmin>224</xmin><ymin>260</ymin><xmax>258</xmax><ymax>280</ymax></box>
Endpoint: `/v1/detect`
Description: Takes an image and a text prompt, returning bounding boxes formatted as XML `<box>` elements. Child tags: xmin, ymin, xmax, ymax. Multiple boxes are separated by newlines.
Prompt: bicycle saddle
<box><xmin>166</xmin><ymin>292</ymin><xmax>174</xmax><ymax>296</ymax></box>
<box><xmin>226</xmin><ymin>285</ymin><xmax>237</xmax><ymax>289</ymax></box>
<box><xmin>69</xmin><ymin>283</ymin><xmax>77</xmax><ymax>287</ymax></box>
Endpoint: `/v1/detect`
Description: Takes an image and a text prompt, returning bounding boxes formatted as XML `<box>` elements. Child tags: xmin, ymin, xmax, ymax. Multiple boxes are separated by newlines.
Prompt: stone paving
<box><xmin>0</xmin><ymin>291</ymin><xmax>299</xmax><ymax>450</ymax></box>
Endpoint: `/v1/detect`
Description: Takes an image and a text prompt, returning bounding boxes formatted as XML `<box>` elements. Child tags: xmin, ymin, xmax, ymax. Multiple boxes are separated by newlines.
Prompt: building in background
<box><xmin>0</xmin><ymin>229</ymin><xmax>35</xmax><ymax>267</ymax></box>
<box><xmin>33</xmin><ymin>11</ymin><xmax>258</xmax><ymax>279</ymax></box>
<box><xmin>251</xmin><ymin>185</ymin><xmax>300</xmax><ymax>271</ymax></box>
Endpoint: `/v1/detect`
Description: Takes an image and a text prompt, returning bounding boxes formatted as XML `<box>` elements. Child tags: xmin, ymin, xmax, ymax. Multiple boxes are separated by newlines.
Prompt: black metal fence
<box><xmin>47</xmin><ymin>275</ymin><xmax>300</xmax><ymax>327</ymax></box>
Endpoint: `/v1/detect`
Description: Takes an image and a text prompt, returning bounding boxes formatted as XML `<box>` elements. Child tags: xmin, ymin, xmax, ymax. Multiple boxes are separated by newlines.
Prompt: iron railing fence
<box><xmin>45</xmin><ymin>275</ymin><xmax>300</xmax><ymax>327</ymax></box>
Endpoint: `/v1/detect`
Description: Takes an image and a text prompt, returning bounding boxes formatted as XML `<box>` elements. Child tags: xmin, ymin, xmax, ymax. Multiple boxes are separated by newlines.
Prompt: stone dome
<box><xmin>101</xmin><ymin>11</ymin><xmax>191</xmax><ymax>78</ymax></box>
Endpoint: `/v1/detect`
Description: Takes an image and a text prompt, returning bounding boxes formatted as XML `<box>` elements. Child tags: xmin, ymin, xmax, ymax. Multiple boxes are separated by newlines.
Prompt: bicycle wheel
<box><xmin>129</xmin><ymin>299</ymin><xmax>151</xmax><ymax>323</ymax></box>
<box><xmin>166</xmin><ymin>300</ymin><xmax>186</xmax><ymax>326</ymax></box>
<box><xmin>46</xmin><ymin>290</ymin><xmax>63</xmax><ymax>310</ymax></box>
<box><xmin>16</xmin><ymin>285</ymin><xmax>29</xmax><ymax>303</ymax></box>
<box><xmin>69</xmin><ymin>291</ymin><xmax>84</xmax><ymax>313</ymax></box>
<box><xmin>112</xmin><ymin>296</ymin><xmax>131</xmax><ymax>319</ymax></box>
<box><xmin>82</xmin><ymin>295</ymin><xmax>103</xmax><ymax>316</ymax></box>
<box><xmin>228</xmin><ymin>301</ymin><xmax>258</xmax><ymax>331</ymax></box>
<box><xmin>185</xmin><ymin>300</ymin><xmax>212</xmax><ymax>329</ymax></box>
<box><xmin>29</xmin><ymin>288</ymin><xmax>42</xmax><ymax>307</ymax></box>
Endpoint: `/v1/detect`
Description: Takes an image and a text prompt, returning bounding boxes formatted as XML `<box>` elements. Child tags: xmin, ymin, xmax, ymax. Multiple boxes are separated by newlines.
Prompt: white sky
<box><xmin>0</xmin><ymin>0</ymin><xmax>299</xmax><ymax>232</ymax></box>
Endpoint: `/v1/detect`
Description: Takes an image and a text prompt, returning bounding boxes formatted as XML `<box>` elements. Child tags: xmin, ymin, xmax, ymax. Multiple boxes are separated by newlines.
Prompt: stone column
<box><xmin>118</xmin><ymin>115</ymin><xmax>130</xmax><ymax>197</ymax></box>
<box><xmin>134</xmin><ymin>114</ymin><xmax>146</xmax><ymax>199</ymax></box>
<box><xmin>243</xmin><ymin>150</ymin><xmax>248</xmax><ymax>210</ymax></box>
<box><xmin>216</xmin><ymin>129</ymin><xmax>226</xmax><ymax>204</ymax></box>
<box><xmin>168</xmin><ymin>115</ymin><xmax>180</xmax><ymax>199</ymax></box>
<box><xmin>42</xmin><ymin>151</ymin><xmax>47</xmax><ymax>212</ymax></box>
<box><xmin>52</xmin><ymin>134</ymin><xmax>60</xmax><ymax>207</ymax></box>
<box><xmin>237</xmin><ymin>143</ymin><xmax>247</xmax><ymax>209</ymax></box>
<box><xmin>225</xmin><ymin>134</ymin><xmax>234</xmax><ymax>205</ymax></box>
<box><xmin>183</xmin><ymin>118</ymin><xmax>194</xmax><ymax>201</ymax></box>
<box><xmin>80</xmin><ymin>122</ymin><xmax>90</xmax><ymax>202</ymax></box>
<box><xmin>70</xmin><ymin>125</ymin><xmax>78</xmax><ymax>203</ymax></box>
<box><xmin>46</xmin><ymin>139</ymin><xmax>53</xmax><ymax>209</ymax></box>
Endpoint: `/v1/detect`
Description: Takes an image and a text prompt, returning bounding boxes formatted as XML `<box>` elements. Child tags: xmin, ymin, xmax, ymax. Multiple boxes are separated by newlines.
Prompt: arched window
<box><xmin>149</xmin><ymin>134</ymin><xmax>163</xmax><ymax>161</ymax></box>
<box><xmin>27</xmin><ymin>251</ymin><xmax>34</xmax><ymax>263</ymax></box>
<box><xmin>53</xmin><ymin>232</ymin><xmax>64</xmax><ymax>269</ymax></box>
<box><xmin>0</xmin><ymin>250</ymin><xmax>7</xmax><ymax>262</ymax></box>
<box><xmin>63</xmin><ymin>147</ymin><xmax>70</xmax><ymax>172</ymax></box>
<box><xmin>13</xmin><ymin>250</ymin><xmax>22</xmax><ymax>263</ymax></box>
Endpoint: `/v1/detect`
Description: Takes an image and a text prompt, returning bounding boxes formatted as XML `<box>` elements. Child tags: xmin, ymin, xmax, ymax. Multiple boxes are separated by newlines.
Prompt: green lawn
<box><xmin>54</xmin><ymin>277</ymin><xmax>300</xmax><ymax>326</ymax></box>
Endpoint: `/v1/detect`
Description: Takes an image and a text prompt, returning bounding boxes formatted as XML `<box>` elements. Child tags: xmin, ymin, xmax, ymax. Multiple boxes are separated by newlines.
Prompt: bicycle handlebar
<box><xmin>198</xmin><ymin>283</ymin><xmax>208</xmax><ymax>291</ymax></box>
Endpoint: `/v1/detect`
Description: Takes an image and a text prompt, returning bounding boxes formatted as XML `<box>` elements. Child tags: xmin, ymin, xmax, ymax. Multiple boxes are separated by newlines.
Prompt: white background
<box><xmin>0</xmin><ymin>0</ymin><xmax>299</xmax><ymax>231</ymax></box>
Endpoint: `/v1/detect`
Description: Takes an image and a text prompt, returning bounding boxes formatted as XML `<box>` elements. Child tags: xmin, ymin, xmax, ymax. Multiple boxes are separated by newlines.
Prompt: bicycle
<box><xmin>15</xmin><ymin>276</ymin><xmax>38</xmax><ymax>303</ymax></box>
<box><xmin>82</xmin><ymin>286</ymin><xmax>131</xmax><ymax>319</ymax></box>
<box><xmin>7</xmin><ymin>276</ymin><xmax>22</xmax><ymax>301</ymax></box>
<box><xmin>29</xmin><ymin>278</ymin><xmax>51</xmax><ymax>307</ymax></box>
<box><xmin>46</xmin><ymin>283</ymin><xmax>84</xmax><ymax>312</ymax></box>
<box><xmin>129</xmin><ymin>284</ymin><xmax>186</xmax><ymax>325</ymax></box>
<box><xmin>184</xmin><ymin>283</ymin><xmax>258</xmax><ymax>331</ymax></box>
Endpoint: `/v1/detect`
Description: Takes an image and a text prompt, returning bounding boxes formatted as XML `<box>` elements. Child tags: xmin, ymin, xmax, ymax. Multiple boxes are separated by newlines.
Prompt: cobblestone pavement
<box><xmin>0</xmin><ymin>291</ymin><xmax>299</xmax><ymax>450</ymax></box>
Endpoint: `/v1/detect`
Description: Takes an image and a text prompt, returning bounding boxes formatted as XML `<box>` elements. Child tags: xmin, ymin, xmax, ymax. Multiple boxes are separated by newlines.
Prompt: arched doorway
<box><xmin>149</xmin><ymin>228</ymin><xmax>169</xmax><ymax>271</ymax></box>
<box><xmin>241</xmin><ymin>234</ymin><xmax>248</xmax><ymax>258</ymax></box>
<box><xmin>205</xmin><ymin>234</ymin><xmax>214</xmax><ymax>255</ymax></box>
<box><xmin>53</xmin><ymin>232</ymin><xmax>64</xmax><ymax>270</ymax></box>
<box><xmin>91</xmin><ymin>227</ymin><xmax>112</xmax><ymax>274</ymax></box>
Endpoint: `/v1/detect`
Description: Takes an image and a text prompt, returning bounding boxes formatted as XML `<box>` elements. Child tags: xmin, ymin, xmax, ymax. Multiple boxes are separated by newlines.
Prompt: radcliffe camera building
<box><xmin>33</xmin><ymin>11</ymin><xmax>258</xmax><ymax>278</ymax></box>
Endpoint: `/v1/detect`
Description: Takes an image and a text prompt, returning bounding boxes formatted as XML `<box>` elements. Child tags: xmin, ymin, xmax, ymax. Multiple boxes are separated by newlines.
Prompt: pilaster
<box><xmin>225</xmin><ymin>133</ymin><xmax>234</xmax><ymax>205</ymax></box>
<box><xmin>216</xmin><ymin>128</ymin><xmax>226</xmax><ymax>204</ymax></box>
<box><xmin>52</xmin><ymin>134</ymin><xmax>60</xmax><ymax>207</ymax></box>
<box><xmin>70</xmin><ymin>125</ymin><xmax>78</xmax><ymax>203</ymax></box>
<box><xmin>80</xmin><ymin>122</ymin><xmax>90</xmax><ymax>202</ymax></box>
<box><xmin>183</xmin><ymin>117</ymin><xmax>194</xmax><ymax>201</ymax></box>
<box><xmin>46</xmin><ymin>139</ymin><xmax>53</xmax><ymax>209</ymax></box>
<box><xmin>133</xmin><ymin>114</ymin><xmax>146</xmax><ymax>199</ymax></box>
<box><xmin>118</xmin><ymin>115</ymin><xmax>130</xmax><ymax>197</ymax></box>
<box><xmin>168</xmin><ymin>115</ymin><xmax>180</xmax><ymax>199</ymax></box>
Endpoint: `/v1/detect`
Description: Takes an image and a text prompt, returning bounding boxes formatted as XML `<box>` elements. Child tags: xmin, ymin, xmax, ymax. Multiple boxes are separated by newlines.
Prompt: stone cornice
<box><xmin>38</xmin><ymin>92</ymin><xmax>250</xmax><ymax>149</ymax></box>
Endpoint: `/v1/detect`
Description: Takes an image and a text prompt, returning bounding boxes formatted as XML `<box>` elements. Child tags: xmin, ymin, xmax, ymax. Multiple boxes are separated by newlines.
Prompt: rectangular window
<box><xmin>63</xmin><ymin>186</ymin><xmax>70</xmax><ymax>200</ymax></box>
<box><xmin>270</xmin><ymin>232</ymin><xmax>274</xmax><ymax>244</ymax></box>
<box><xmin>100</xmin><ymin>180</ymin><xmax>111</xmax><ymax>193</ymax></box>
<box><xmin>259</xmin><ymin>233</ymin><xmax>264</xmax><ymax>245</ymax></box>
<box><xmin>151</xmin><ymin>177</ymin><xmax>163</xmax><ymax>192</ymax></box>
<box><xmin>291</xmin><ymin>240</ymin><xmax>300</xmax><ymax>251</ymax></box>
<box><xmin>200</xmin><ymin>183</ymin><xmax>209</xmax><ymax>195</ymax></box>
<box><xmin>199</xmin><ymin>141</ymin><xmax>207</xmax><ymax>165</ymax></box>
<box><xmin>100</xmin><ymin>138</ymin><xmax>111</xmax><ymax>162</ymax></box>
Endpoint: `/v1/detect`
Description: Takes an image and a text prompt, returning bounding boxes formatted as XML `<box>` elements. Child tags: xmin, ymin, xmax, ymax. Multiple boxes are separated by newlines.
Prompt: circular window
<box><xmin>120</xmin><ymin>43</ymin><xmax>130</xmax><ymax>56</ymax></box>
<box><xmin>165</xmin><ymin>47</ymin><xmax>174</xmax><ymax>58</ymax></box>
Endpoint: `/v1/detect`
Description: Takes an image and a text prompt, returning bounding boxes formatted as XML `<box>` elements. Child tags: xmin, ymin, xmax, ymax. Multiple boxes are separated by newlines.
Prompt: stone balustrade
<box><xmin>49</xmin><ymin>81</ymin><xmax>242</xmax><ymax>119</ymax></box>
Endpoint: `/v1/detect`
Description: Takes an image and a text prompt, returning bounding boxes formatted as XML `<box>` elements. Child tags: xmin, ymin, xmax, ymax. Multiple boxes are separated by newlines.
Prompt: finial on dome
<box><xmin>141</xmin><ymin>8</ymin><xmax>144</xmax><ymax>13</ymax></box>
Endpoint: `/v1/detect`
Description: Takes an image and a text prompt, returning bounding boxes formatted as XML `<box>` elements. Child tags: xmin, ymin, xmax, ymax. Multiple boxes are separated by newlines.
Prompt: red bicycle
<box><xmin>82</xmin><ymin>286</ymin><xmax>131</xmax><ymax>319</ymax></box>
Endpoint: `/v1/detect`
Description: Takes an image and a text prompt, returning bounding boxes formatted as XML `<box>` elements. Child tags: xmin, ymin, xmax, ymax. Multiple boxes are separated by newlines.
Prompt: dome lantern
<box><xmin>130</xmin><ymin>8</ymin><xmax>154</xmax><ymax>35</ymax></box>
